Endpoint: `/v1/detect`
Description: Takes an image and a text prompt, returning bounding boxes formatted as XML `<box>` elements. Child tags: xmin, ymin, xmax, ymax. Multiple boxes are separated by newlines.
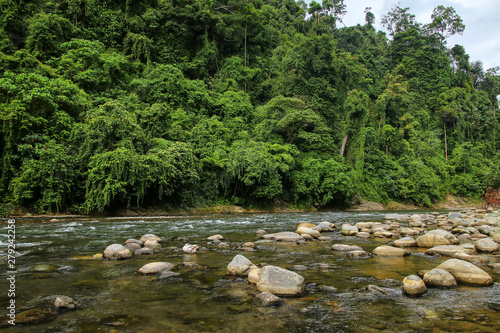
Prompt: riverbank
<box><xmin>5</xmin><ymin>195</ymin><xmax>485</xmax><ymax>219</ymax></box>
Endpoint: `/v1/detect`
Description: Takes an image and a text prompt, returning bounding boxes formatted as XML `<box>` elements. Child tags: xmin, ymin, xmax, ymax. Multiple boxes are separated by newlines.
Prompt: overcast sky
<box><xmin>335</xmin><ymin>0</ymin><xmax>500</xmax><ymax>70</ymax></box>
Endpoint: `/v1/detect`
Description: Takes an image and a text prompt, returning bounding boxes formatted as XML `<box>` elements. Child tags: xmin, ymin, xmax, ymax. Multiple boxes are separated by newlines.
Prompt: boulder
<box><xmin>475</xmin><ymin>238</ymin><xmax>499</xmax><ymax>252</ymax></box>
<box><xmin>425</xmin><ymin>245</ymin><xmax>476</xmax><ymax>257</ymax></box>
<box><xmin>138</xmin><ymin>262</ymin><xmax>174</xmax><ymax>274</ymax></box>
<box><xmin>182</xmin><ymin>243</ymin><xmax>200</xmax><ymax>253</ymax></box>
<box><xmin>356</xmin><ymin>232</ymin><xmax>371</xmax><ymax>238</ymax></box>
<box><xmin>477</xmin><ymin>225</ymin><xmax>495</xmax><ymax>235</ymax></box>
<box><xmin>393</xmin><ymin>237</ymin><xmax>417</xmax><ymax>247</ymax></box>
<box><xmin>341</xmin><ymin>224</ymin><xmax>359</xmax><ymax>236</ymax></box>
<box><xmin>316</xmin><ymin>221</ymin><xmax>334</xmax><ymax>231</ymax></box>
<box><xmin>402</xmin><ymin>275</ymin><xmax>427</xmax><ymax>296</ymax></box>
<box><xmin>492</xmin><ymin>233</ymin><xmax>500</xmax><ymax>243</ymax></box>
<box><xmin>207</xmin><ymin>234</ymin><xmax>224</xmax><ymax>241</ymax></box>
<box><xmin>423</xmin><ymin>268</ymin><xmax>457</xmax><ymax>287</ymax></box>
<box><xmin>297</xmin><ymin>222</ymin><xmax>316</xmax><ymax>230</ymax></box>
<box><xmin>159</xmin><ymin>271</ymin><xmax>181</xmax><ymax>280</ymax></box>
<box><xmin>297</xmin><ymin>227</ymin><xmax>321</xmax><ymax>238</ymax></box>
<box><xmin>436</xmin><ymin>259</ymin><xmax>493</xmax><ymax>286</ymax></box>
<box><xmin>143</xmin><ymin>239</ymin><xmax>161</xmax><ymax>251</ymax></box>
<box><xmin>373</xmin><ymin>245</ymin><xmax>409</xmax><ymax>257</ymax></box>
<box><xmin>227</xmin><ymin>254</ymin><xmax>256</xmax><ymax>276</ymax></box>
<box><xmin>256</xmin><ymin>292</ymin><xmax>283</xmax><ymax>307</ymax></box>
<box><xmin>125</xmin><ymin>239</ymin><xmax>143</xmax><ymax>246</ymax></box>
<box><xmin>416</xmin><ymin>229</ymin><xmax>458</xmax><ymax>247</ymax></box>
<box><xmin>262</xmin><ymin>232</ymin><xmax>304</xmax><ymax>242</ymax></box>
<box><xmin>124</xmin><ymin>243</ymin><xmax>141</xmax><ymax>252</ymax></box>
<box><xmin>103</xmin><ymin>244</ymin><xmax>132</xmax><ymax>259</ymax></box>
<box><xmin>140</xmin><ymin>234</ymin><xmax>163</xmax><ymax>243</ymax></box>
<box><xmin>457</xmin><ymin>233</ymin><xmax>473</xmax><ymax>244</ymax></box>
<box><xmin>256</xmin><ymin>265</ymin><xmax>305</xmax><ymax>296</ymax></box>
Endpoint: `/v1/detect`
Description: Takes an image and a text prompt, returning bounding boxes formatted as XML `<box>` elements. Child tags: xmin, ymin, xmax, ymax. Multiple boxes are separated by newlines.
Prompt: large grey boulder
<box><xmin>436</xmin><ymin>259</ymin><xmax>493</xmax><ymax>286</ymax></box>
<box><xmin>256</xmin><ymin>265</ymin><xmax>305</xmax><ymax>296</ymax></box>
<box><xmin>423</xmin><ymin>268</ymin><xmax>457</xmax><ymax>287</ymax></box>
<box><xmin>138</xmin><ymin>262</ymin><xmax>174</xmax><ymax>274</ymax></box>
<box><xmin>402</xmin><ymin>275</ymin><xmax>427</xmax><ymax>296</ymax></box>
<box><xmin>416</xmin><ymin>229</ymin><xmax>458</xmax><ymax>247</ymax></box>
<box><xmin>103</xmin><ymin>244</ymin><xmax>132</xmax><ymax>259</ymax></box>
<box><xmin>227</xmin><ymin>254</ymin><xmax>256</xmax><ymax>276</ymax></box>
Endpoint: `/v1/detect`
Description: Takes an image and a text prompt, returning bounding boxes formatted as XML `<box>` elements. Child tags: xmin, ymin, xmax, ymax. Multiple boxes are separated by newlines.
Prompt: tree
<box><xmin>381</xmin><ymin>5</ymin><xmax>420</xmax><ymax>37</ymax></box>
<box><xmin>425</xmin><ymin>6</ymin><xmax>465</xmax><ymax>45</ymax></box>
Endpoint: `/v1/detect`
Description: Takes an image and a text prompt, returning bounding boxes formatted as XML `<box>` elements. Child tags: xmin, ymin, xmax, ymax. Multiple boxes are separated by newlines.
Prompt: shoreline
<box><xmin>5</xmin><ymin>195</ymin><xmax>484</xmax><ymax>220</ymax></box>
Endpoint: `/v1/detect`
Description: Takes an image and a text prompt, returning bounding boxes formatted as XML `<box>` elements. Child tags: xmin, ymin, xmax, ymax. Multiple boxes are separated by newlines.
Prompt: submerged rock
<box><xmin>256</xmin><ymin>265</ymin><xmax>305</xmax><ymax>296</ymax></box>
<box><xmin>256</xmin><ymin>292</ymin><xmax>283</xmax><ymax>306</ymax></box>
<box><xmin>16</xmin><ymin>308</ymin><xmax>56</xmax><ymax>325</ymax></box>
<box><xmin>331</xmin><ymin>244</ymin><xmax>363</xmax><ymax>252</ymax></box>
<box><xmin>402</xmin><ymin>275</ymin><xmax>427</xmax><ymax>296</ymax></box>
<box><xmin>436</xmin><ymin>259</ymin><xmax>493</xmax><ymax>286</ymax></box>
<box><xmin>159</xmin><ymin>271</ymin><xmax>181</xmax><ymax>280</ymax></box>
<box><xmin>423</xmin><ymin>268</ymin><xmax>457</xmax><ymax>287</ymax></box>
<box><xmin>134</xmin><ymin>248</ymin><xmax>153</xmax><ymax>255</ymax></box>
<box><xmin>54</xmin><ymin>296</ymin><xmax>78</xmax><ymax>309</ymax></box>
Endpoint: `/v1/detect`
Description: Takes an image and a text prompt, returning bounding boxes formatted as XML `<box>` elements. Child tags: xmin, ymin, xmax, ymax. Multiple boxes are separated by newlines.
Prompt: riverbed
<box><xmin>1</xmin><ymin>211</ymin><xmax>499</xmax><ymax>332</ymax></box>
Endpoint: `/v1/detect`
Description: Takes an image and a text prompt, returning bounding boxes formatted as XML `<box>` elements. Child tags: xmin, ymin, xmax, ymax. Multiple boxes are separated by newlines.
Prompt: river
<box><xmin>1</xmin><ymin>211</ymin><xmax>499</xmax><ymax>332</ymax></box>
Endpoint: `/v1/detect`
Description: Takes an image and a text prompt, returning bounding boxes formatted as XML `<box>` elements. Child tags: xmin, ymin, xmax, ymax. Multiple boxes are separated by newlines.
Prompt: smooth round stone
<box><xmin>416</xmin><ymin>229</ymin><xmax>458</xmax><ymax>247</ymax></box>
<box><xmin>140</xmin><ymin>234</ymin><xmax>163</xmax><ymax>243</ymax></box>
<box><xmin>475</xmin><ymin>238</ymin><xmax>499</xmax><ymax>252</ymax></box>
<box><xmin>423</xmin><ymin>268</ymin><xmax>457</xmax><ymax>287</ymax></box>
<box><xmin>143</xmin><ymin>239</ymin><xmax>161</xmax><ymax>251</ymax></box>
<box><xmin>394</xmin><ymin>237</ymin><xmax>417</xmax><ymax>247</ymax></box>
<box><xmin>297</xmin><ymin>222</ymin><xmax>316</xmax><ymax>230</ymax></box>
<box><xmin>256</xmin><ymin>265</ymin><xmax>305</xmax><ymax>296</ymax></box>
<box><xmin>373</xmin><ymin>245</ymin><xmax>409</xmax><ymax>256</ymax></box>
<box><xmin>341</xmin><ymin>224</ymin><xmax>359</xmax><ymax>236</ymax></box>
<box><xmin>437</xmin><ymin>259</ymin><xmax>493</xmax><ymax>286</ymax></box>
<box><xmin>402</xmin><ymin>275</ymin><xmax>427</xmax><ymax>296</ymax></box>
<box><xmin>103</xmin><ymin>244</ymin><xmax>132</xmax><ymax>259</ymax></box>
<box><xmin>134</xmin><ymin>248</ymin><xmax>153</xmax><ymax>255</ymax></box>
<box><xmin>248</xmin><ymin>268</ymin><xmax>262</xmax><ymax>284</ymax></box>
<box><xmin>256</xmin><ymin>230</ymin><xmax>267</xmax><ymax>236</ymax></box>
<box><xmin>356</xmin><ymin>232</ymin><xmax>370</xmax><ymax>238</ymax></box>
<box><xmin>425</xmin><ymin>245</ymin><xmax>475</xmax><ymax>257</ymax></box>
<box><xmin>125</xmin><ymin>239</ymin><xmax>143</xmax><ymax>246</ymax></box>
<box><xmin>207</xmin><ymin>234</ymin><xmax>224</xmax><ymax>241</ymax></box>
<box><xmin>138</xmin><ymin>262</ymin><xmax>174</xmax><ymax>274</ymax></box>
<box><xmin>291</xmin><ymin>265</ymin><xmax>307</xmax><ymax>271</ymax></box>
<box><xmin>243</xmin><ymin>242</ymin><xmax>256</xmax><ymax>248</ymax></box>
<box><xmin>124</xmin><ymin>243</ymin><xmax>141</xmax><ymax>251</ymax></box>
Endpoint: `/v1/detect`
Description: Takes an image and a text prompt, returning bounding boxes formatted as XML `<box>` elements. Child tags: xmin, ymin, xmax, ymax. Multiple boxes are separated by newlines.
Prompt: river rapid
<box><xmin>1</xmin><ymin>211</ymin><xmax>499</xmax><ymax>332</ymax></box>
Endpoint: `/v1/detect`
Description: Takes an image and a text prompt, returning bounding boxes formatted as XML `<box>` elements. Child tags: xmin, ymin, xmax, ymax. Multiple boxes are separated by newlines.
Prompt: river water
<box><xmin>1</xmin><ymin>211</ymin><xmax>499</xmax><ymax>332</ymax></box>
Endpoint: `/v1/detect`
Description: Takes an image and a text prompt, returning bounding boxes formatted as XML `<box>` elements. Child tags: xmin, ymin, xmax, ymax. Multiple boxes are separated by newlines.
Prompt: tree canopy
<box><xmin>0</xmin><ymin>0</ymin><xmax>498</xmax><ymax>215</ymax></box>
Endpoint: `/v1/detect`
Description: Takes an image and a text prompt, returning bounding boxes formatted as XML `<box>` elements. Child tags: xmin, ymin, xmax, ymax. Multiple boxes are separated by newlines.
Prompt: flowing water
<box><xmin>1</xmin><ymin>211</ymin><xmax>499</xmax><ymax>332</ymax></box>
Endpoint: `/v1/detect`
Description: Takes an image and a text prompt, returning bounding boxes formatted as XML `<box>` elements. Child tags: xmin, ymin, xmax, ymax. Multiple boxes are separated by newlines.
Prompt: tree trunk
<box><xmin>444</xmin><ymin>123</ymin><xmax>448</xmax><ymax>162</ymax></box>
<box><xmin>340</xmin><ymin>133</ymin><xmax>348</xmax><ymax>157</ymax></box>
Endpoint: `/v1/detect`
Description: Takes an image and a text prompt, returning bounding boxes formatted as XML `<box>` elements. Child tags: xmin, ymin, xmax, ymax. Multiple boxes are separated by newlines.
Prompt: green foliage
<box><xmin>0</xmin><ymin>0</ymin><xmax>498</xmax><ymax>213</ymax></box>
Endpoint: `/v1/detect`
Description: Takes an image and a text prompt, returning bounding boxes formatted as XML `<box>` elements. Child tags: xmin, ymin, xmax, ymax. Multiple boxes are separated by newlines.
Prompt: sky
<box><xmin>335</xmin><ymin>0</ymin><xmax>500</xmax><ymax>70</ymax></box>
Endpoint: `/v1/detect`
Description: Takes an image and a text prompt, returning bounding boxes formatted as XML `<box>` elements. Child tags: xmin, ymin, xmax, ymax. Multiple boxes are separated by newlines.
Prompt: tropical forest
<box><xmin>1</xmin><ymin>0</ymin><xmax>500</xmax><ymax>216</ymax></box>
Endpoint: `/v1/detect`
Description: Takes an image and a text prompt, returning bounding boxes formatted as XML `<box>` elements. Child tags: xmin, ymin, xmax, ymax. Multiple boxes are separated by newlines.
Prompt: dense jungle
<box><xmin>1</xmin><ymin>0</ymin><xmax>499</xmax><ymax>216</ymax></box>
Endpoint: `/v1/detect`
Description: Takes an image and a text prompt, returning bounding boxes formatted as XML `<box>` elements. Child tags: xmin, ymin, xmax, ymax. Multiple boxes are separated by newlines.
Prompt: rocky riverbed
<box><xmin>1</xmin><ymin>209</ymin><xmax>499</xmax><ymax>332</ymax></box>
